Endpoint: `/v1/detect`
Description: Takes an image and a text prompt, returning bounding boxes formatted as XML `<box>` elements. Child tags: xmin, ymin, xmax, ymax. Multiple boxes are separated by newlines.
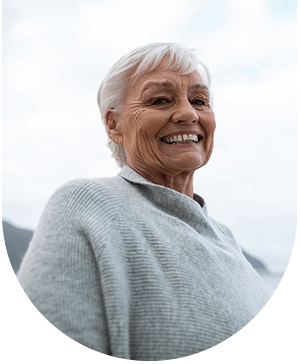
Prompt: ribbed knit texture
<box><xmin>18</xmin><ymin>166</ymin><xmax>272</xmax><ymax>360</ymax></box>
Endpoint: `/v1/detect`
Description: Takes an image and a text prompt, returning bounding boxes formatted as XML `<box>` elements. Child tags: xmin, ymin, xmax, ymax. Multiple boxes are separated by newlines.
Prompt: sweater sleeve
<box><xmin>17</xmin><ymin>181</ymin><xmax>110</xmax><ymax>354</ymax></box>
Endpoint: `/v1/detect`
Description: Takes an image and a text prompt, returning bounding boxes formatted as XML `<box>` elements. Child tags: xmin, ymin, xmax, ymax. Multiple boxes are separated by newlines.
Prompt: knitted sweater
<box><xmin>18</xmin><ymin>166</ymin><xmax>272</xmax><ymax>360</ymax></box>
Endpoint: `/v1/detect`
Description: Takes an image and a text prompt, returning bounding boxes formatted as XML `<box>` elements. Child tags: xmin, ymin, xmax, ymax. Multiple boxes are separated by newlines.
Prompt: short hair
<box><xmin>97</xmin><ymin>42</ymin><xmax>212</xmax><ymax>168</ymax></box>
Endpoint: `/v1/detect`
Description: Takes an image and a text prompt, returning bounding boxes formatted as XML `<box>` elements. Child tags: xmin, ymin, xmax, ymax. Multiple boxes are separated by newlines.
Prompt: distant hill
<box><xmin>242</xmin><ymin>250</ymin><xmax>266</xmax><ymax>269</ymax></box>
<box><xmin>2</xmin><ymin>220</ymin><xmax>34</xmax><ymax>273</ymax></box>
<box><xmin>2</xmin><ymin>220</ymin><xmax>267</xmax><ymax>273</ymax></box>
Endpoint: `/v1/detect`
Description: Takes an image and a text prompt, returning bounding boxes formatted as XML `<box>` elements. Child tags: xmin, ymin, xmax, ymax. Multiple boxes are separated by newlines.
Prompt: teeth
<box><xmin>189</xmin><ymin>134</ymin><xmax>197</xmax><ymax>142</ymax></box>
<box><xmin>163</xmin><ymin>133</ymin><xmax>199</xmax><ymax>144</ymax></box>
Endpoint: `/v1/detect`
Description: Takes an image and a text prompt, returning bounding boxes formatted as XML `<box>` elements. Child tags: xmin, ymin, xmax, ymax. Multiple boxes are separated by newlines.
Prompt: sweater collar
<box><xmin>118</xmin><ymin>165</ymin><xmax>206</xmax><ymax>212</ymax></box>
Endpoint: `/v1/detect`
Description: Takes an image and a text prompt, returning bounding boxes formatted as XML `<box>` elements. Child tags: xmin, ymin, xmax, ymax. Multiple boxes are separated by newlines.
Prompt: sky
<box><xmin>2</xmin><ymin>0</ymin><xmax>297</xmax><ymax>272</ymax></box>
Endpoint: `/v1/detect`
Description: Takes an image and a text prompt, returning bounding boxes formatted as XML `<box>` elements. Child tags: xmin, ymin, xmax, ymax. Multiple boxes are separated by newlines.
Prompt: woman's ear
<box><xmin>105</xmin><ymin>111</ymin><xmax>123</xmax><ymax>144</ymax></box>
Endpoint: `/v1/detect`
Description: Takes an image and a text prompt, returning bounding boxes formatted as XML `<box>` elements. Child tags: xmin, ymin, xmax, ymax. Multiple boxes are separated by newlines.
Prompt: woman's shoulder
<box><xmin>56</xmin><ymin>174</ymin><xmax>124</xmax><ymax>195</ymax></box>
<box><xmin>46</xmin><ymin>175</ymin><xmax>126</xmax><ymax>215</ymax></box>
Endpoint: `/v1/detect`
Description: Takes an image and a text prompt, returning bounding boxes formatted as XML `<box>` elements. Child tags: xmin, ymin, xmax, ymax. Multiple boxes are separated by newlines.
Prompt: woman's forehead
<box><xmin>129</xmin><ymin>69</ymin><xmax>206</xmax><ymax>96</ymax></box>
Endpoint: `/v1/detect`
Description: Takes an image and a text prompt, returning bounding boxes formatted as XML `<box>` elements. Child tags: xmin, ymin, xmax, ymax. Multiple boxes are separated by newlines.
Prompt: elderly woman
<box><xmin>18</xmin><ymin>43</ymin><xmax>272</xmax><ymax>360</ymax></box>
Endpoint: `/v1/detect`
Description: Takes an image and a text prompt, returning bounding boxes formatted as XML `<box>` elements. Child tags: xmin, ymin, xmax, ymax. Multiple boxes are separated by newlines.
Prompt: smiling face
<box><xmin>106</xmin><ymin>66</ymin><xmax>216</xmax><ymax>185</ymax></box>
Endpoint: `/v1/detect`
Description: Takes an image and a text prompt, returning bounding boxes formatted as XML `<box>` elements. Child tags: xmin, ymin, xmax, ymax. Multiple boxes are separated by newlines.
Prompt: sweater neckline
<box><xmin>118</xmin><ymin>166</ymin><xmax>206</xmax><ymax>211</ymax></box>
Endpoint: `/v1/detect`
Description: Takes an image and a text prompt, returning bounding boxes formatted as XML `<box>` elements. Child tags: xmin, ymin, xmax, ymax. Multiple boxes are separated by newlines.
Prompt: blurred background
<box><xmin>2</xmin><ymin>0</ymin><xmax>297</xmax><ymax>278</ymax></box>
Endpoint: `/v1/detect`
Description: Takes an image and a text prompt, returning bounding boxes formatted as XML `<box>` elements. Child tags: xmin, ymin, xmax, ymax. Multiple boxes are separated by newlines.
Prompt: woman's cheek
<box><xmin>202</xmin><ymin>112</ymin><xmax>216</xmax><ymax>136</ymax></box>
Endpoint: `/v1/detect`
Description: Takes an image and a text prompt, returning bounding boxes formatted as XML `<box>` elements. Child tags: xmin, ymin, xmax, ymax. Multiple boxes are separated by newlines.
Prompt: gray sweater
<box><xmin>18</xmin><ymin>166</ymin><xmax>272</xmax><ymax>360</ymax></box>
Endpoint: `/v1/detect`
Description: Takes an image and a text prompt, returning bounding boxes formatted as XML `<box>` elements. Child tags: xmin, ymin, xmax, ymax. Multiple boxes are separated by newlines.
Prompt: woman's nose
<box><xmin>171</xmin><ymin>99</ymin><xmax>199</xmax><ymax>124</ymax></box>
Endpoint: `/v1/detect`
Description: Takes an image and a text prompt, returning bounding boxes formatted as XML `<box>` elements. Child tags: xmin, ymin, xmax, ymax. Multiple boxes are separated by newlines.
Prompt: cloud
<box><xmin>74</xmin><ymin>0</ymin><xmax>191</xmax><ymax>52</ymax></box>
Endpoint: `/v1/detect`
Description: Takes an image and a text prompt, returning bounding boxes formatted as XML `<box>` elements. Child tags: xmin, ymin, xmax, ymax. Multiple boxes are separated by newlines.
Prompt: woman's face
<box><xmin>109</xmin><ymin>67</ymin><xmax>216</xmax><ymax>176</ymax></box>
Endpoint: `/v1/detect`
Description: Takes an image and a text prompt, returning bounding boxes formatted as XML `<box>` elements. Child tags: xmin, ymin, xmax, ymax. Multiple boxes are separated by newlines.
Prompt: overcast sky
<box><xmin>2</xmin><ymin>0</ymin><xmax>297</xmax><ymax>272</ymax></box>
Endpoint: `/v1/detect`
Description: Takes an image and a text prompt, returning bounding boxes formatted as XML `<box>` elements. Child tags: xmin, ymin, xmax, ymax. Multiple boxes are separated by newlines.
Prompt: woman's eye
<box><xmin>192</xmin><ymin>98</ymin><xmax>206</xmax><ymax>106</ymax></box>
<box><xmin>152</xmin><ymin>98</ymin><xmax>169</xmax><ymax>105</ymax></box>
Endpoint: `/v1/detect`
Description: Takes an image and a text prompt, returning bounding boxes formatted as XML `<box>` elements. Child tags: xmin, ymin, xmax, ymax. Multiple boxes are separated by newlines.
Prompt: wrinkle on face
<box><xmin>120</xmin><ymin>100</ymin><xmax>165</xmax><ymax>168</ymax></box>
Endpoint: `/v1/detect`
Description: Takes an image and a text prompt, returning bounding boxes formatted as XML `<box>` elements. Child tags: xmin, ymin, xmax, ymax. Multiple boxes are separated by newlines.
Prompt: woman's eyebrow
<box><xmin>140</xmin><ymin>80</ymin><xmax>176</xmax><ymax>95</ymax></box>
<box><xmin>140</xmin><ymin>81</ymin><xmax>209</xmax><ymax>97</ymax></box>
<box><xmin>189</xmin><ymin>84</ymin><xmax>209</xmax><ymax>92</ymax></box>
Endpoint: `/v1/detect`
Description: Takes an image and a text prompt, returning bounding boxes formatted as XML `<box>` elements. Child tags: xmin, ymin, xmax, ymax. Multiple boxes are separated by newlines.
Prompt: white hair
<box><xmin>97</xmin><ymin>42</ymin><xmax>212</xmax><ymax>168</ymax></box>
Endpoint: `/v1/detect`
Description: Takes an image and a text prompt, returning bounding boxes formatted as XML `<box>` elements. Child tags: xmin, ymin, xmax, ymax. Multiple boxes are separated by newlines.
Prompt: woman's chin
<box><xmin>162</xmin><ymin>158</ymin><xmax>205</xmax><ymax>174</ymax></box>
